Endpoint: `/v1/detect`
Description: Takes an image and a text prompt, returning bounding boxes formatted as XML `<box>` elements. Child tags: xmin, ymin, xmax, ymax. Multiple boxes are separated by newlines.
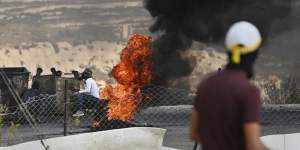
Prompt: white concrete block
<box><xmin>261</xmin><ymin>134</ymin><xmax>285</xmax><ymax>150</ymax></box>
<box><xmin>162</xmin><ymin>147</ymin><xmax>180</xmax><ymax>150</ymax></box>
<box><xmin>0</xmin><ymin>127</ymin><xmax>166</xmax><ymax>150</ymax></box>
<box><xmin>285</xmin><ymin>133</ymin><xmax>300</xmax><ymax>150</ymax></box>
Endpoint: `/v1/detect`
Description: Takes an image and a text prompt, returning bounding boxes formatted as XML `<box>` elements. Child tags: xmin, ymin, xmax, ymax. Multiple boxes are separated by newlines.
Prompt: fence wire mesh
<box><xmin>0</xmin><ymin>79</ymin><xmax>300</xmax><ymax>149</ymax></box>
<box><xmin>0</xmin><ymin>94</ymin><xmax>64</xmax><ymax>146</ymax></box>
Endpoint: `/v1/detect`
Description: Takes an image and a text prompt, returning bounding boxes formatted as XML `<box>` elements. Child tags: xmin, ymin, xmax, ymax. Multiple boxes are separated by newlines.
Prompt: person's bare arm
<box><xmin>244</xmin><ymin>122</ymin><xmax>267</xmax><ymax>150</ymax></box>
<box><xmin>242</xmin><ymin>86</ymin><xmax>269</xmax><ymax>150</ymax></box>
<box><xmin>191</xmin><ymin>110</ymin><xmax>202</xmax><ymax>143</ymax></box>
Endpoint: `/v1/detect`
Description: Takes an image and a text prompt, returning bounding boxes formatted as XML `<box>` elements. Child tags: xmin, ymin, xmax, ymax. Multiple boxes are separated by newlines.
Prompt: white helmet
<box><xmin>225</xmin><ymin>21</ymin><xmax>262</xmax><ymax>64</ymax></box>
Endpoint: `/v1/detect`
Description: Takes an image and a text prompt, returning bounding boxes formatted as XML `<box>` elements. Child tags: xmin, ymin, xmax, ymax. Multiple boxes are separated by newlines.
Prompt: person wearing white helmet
<box><xmin>191</xmin><ymin>21</ymin><xmax>267</xmax><ymax>150</ymax></box>
<box><xmin>225</xmin><ymin>21</ymin><xmax>262</xmax><ymax>79</ymax></box>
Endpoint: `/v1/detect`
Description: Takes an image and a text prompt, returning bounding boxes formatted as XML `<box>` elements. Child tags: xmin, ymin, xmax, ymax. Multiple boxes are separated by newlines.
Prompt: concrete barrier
<box><xmin>0</xmin><ymin>127</ymin><xmax>178</xmax><ymax>150</ymax></box>
<box><xmin>261</xmin><ymin>133</ymin><xmax>300</xmax><ymax>150</ymax></box>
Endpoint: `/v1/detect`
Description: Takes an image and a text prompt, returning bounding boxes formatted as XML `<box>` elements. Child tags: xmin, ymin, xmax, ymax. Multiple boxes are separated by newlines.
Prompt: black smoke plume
<box><xmin>144</xmin><ymin>0</ymin><xmax>292</xmax><ymax>86</ymax></box>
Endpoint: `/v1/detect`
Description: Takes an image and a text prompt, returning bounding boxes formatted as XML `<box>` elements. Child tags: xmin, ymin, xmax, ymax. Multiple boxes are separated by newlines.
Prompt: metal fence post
<box><xmin>63</xmin><ymin>80</ymin><xmax>69</xmax><ymax>136</ymax></box>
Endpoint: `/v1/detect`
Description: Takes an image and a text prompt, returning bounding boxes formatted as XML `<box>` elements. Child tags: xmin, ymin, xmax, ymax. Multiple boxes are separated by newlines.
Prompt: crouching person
<box><xmin>73</xmin><ymin>68</ymin><xmax>106</xmax><ymax>117</ymax></box>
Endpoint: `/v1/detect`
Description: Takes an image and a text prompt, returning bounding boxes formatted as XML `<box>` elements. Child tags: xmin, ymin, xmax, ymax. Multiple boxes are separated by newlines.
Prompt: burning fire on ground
<box><xmin>100</xmin><ymin>34</ymin><xmax>153</xmax><ymax>122</ymax></box>
<box><xmin>91</xmin><ymin>120</ymin><xmax>102</xmax><ymax>129</ymax></box>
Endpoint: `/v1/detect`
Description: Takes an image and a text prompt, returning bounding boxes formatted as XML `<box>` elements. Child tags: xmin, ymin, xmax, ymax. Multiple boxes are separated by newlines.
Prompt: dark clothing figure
<box><xmin>77</xmin><ymin>94</ymin><xmax>101</xmax><ymax>111</ymax></box>
<box><xmin>33</xmin><ymin>67</ymin><xmax>43</xmax><ymax>82</ymax></box>
<box><xmin>50</xmin><ymin>67</ymin><xmax>62</xmax><ymax>77</ymax></box>
<box><xmin>194</xmin><ymin>69</ymin><xmax>261</xmax><ymax>150</ymax></box>
<box><xmin>22</xmin><ymin>82</ymin><xmax>41</xmax><ymax>103</ymax></box>
<box><xmin>72</xmin><ymin>70</ymin><xmax>81</xmax><ymax>80</ymax></box>
<box><xmin>74</xmin><ymin>93</ymin><xmax>107</xmax><ymax>120</ymax></box>
<box><xmin>36</xmin><ymin>67</ymin><xmax>43</xmax><ymax>76</ymax></box>
<box><xmin>50</xmin><ymin>67</ymin><xmax>56</xmax><ymax>76</ymax></box>
<box><xmin>192</xmin><ymin>21</ymin><xmax>264</xmax><ymax>150</ymax></box>
<box><xmin>56</xmin><ymin>71</ymin><xmax>62</xmax><ymax>77</ymax></box>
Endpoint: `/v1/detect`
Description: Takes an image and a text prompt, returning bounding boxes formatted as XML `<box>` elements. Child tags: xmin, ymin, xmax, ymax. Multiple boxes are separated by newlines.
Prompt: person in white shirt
<box><xmin>73</xmin><ymin>68</ymin><xmax>105</xmax><ymax>117</ymax></box>
<box><xmin>79</xmin><ymin>77</ymin><xmax>100</xmax><ymax>99</ymax></box>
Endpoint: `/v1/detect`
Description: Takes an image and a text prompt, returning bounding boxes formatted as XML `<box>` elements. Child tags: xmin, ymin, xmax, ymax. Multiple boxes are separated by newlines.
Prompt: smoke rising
<box><xmin>144</xmin><ymin>0</ymin><xmax>292</xmax><ymax>86</ymax></box>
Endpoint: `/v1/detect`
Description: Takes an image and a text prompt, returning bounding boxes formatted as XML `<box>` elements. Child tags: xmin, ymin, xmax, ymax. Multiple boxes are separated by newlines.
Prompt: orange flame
<box><xmin>101</xmin><ymin>34</ymin><xmax>153</xmax><ymax>122</ymax></box>
<box><xmin>91</xmin><ymin>120</ymin><xmax>101</xmax><ymax>129</ymax></box>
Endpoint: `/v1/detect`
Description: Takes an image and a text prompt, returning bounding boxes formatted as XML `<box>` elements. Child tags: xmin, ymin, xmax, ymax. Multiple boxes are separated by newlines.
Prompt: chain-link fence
<box><xmin>0</xmin><ymin>82</ymin><xmax>195</xmax><ymax>148</ymax></box>
<box><xmin>0</xmin><ymin>94</ymin><xmax>63</xmax><ymax>146</ymax></box>
<box><xmin>1</xmin><ymin>78</ymin><xmax>300</xmax><ymax>149</ymax></box>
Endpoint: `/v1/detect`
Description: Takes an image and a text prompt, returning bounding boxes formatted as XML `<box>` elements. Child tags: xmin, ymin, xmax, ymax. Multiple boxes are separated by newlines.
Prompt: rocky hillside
<box><xmin>0</xmin><ymin>0</ymin><xmax>299</xmax><ymax>100</ymax></box>
<box><xmin>0</xmin><ymin>0</ymin><xmax>150</xmax><ymax>76</ymax></box>
<box><xmin>0</xmin><ymin>41</ymin><xmax>123</xmax><ymax>75</ymax></box>
<box><xmin>0</xmin><ymin>0</ymin><xmax>150</xmax><ymax>45</ymax></box>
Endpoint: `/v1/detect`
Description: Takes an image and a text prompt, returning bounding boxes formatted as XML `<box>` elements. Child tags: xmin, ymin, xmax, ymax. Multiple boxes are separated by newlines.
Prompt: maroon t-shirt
<box><xmin>194</xmin><ymin>69</ymin><xmax>261</xmax><ymax>150</ymax></box>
